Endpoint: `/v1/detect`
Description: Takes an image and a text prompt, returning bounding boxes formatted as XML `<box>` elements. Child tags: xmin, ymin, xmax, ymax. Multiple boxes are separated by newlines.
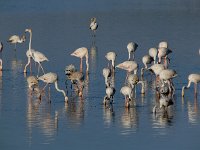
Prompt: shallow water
<box><xmin>0</xmin><ymin>1</ymin><xmax>200</xmax><ymax>150</ymax></box>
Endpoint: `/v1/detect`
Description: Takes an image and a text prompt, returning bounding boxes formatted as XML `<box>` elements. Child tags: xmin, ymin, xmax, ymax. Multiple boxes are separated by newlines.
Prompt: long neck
<box><xmin>54</xmin><ymin>80</ymin><xmax>68</xmax><ymax>99</ymax></box>
<box><xmin>23</xmin><ymin>57</ymin><xmax>31</xmax><ymax>73</ymax></box>
<box><xmin>29</xmin><ymin>32</ymin><xmax>32</xmax><ymax>51</ymax></box>
<box><xmin>138</xmin><ymin>81</ymin><xmax>145</xmax><ymax>94</ymax></box>
<box><xmin>85</xmin><ymin>53</ymin><xmax>89</xmax><ymax>72</ymax></box>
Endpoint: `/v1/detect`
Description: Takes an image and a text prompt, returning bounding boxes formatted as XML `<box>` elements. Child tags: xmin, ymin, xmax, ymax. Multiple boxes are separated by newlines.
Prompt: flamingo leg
<box><xmin>48</xmin><ymin>85</ymin><xmax>51</xmax><ymax>102</ymax></box>
<box><xmin>40</xmin><ymin>63</ymin><xmax>45</xmax><ymax>75</ymax></box>
<box><xmin>80</xmin><ymin>58</ymin><xmax>83</xmax><ymax>72</ymax></box>
<box><xmin>30</xmin><ymin>58</ymin><xmax>32</xmax><ymax>74</ymax></box>
<box><xmin>194</xmin><ymin>83</ymin><xmax>197</xmax><ymax>96</ymax></box>
<box><xmin>37</xmin><ymin>63</ymin><xmax>40</xmax><ymax>77</ymax></box>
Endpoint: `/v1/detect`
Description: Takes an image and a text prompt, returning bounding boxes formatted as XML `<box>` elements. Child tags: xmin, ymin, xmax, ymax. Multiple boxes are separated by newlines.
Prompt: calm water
<box><xmin>0</xmin><ymin>1</ymin><xmax>200</xmax><ymax>150</ymax></box>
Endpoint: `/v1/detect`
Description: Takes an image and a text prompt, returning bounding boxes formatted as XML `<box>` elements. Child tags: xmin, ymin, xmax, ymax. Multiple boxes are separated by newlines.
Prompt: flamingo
<box><xmin>90</xmin><ymin>17</ymin><xmax>98</xmax><ymax>37</ymax></box>
<box><xmin>71</xmin><ymin>47</ymin><xmax>89</xmax><ymax>73</ymax></box>
<box><xmin>157</xmin><ymin>47</ymin><xmax>172</xmax><ymax>68</ymax></box>
<box><xmin>7</xmin><ymin>34</ymin><xmax>26</xmax><ymax>50</ymax></box>
<box><xmin>120</xmin><ymin>86</ymin><xmax>133</xmax><ymax>108</ymax></box>
<box><xmin>104</xmin><ymin>85</ymin><xmax>115</xmax><ymax>100</ymax></box>
<box><xmin>149</xmin><ymin>48</ymin><xmax>157</xmax><ymax>64</ymax></box>
<box><xmin>159</xmin><ymin>69</ymin><xmax>177</xmax><ymax>94</ymax></box>
<box><xmin>182</xmin><ymin>74</ymin><xmax>200</xmax><ymax>97</ymax></box>
<box><xmin>24</xmin><ymin>29</ymin><xmax>48</xmax><ymax>76</ymax></box>
<box><xmin>116</xmin><ymin>61</ymin><xmax>138</xmax><ymax>75</ymax></box>
<box><xmin>141</xmin><ymin>55</ymin><xmax>154</xmax><ymax>76</ymax></box>
<box><xmin>105</xmin><ymin>51</ymin><xmax>116</xmax><ymax>70</ymax></box>
<box><xmin>158</xmin><ymin>41</ymin><xmax>168</xmax><ymax>49</ymax></box>
<box><xmin>38</xmin><ymin>72</ymin><xmax>68</xmax><ymax>102</ymax></box>
<box><xmin>0</xmin><ymin>42</ymin><xmax>3</xmax><ymax>53</ymax></box>
<box><xmin>27</xmin><ymin>75</ymin><xmax>38</xmax><ymax>90</ymax></box>
<box><xmin>148</xmin><ymin>64</ymin><xmax>165</xmax><ymax>77</ymax></box>
<box><xmin>127</xmin><ymin>74</ymin><xmax>145</xmax><ymax>94</ymax></box>
<box><xmin>66</xmin><ymin>68</ymin><xmax>84</xmax><ymax>97</ymax></box>
<box><xmin>127</xmin><ymin>42</ymin><xmax>138</xmax><ymax>60</ymax></box>
<box><xmin>103</xmin><ymin>68</ymin><xmax>111</xmax><ymax>87</ymax></box>
<box><xmin>65</xmin><ymin>64</ymin><xmax>76</xmax><ymax>75</ymax></box>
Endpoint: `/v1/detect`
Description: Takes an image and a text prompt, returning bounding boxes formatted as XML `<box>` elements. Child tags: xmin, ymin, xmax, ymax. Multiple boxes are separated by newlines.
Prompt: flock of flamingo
<box><xmin>0</xmin><ymin>17</ymin><xmax>199</xmax><ymax>114</ymax></box>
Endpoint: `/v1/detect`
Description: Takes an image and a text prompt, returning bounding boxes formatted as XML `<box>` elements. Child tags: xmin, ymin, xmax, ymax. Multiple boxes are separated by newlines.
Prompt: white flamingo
<box><xmin>116</xmin><ymin>61</ymin><xmax>138</xmax><ymax>74</ymax></box>
<box><xmin>24</xmin><ymin>29</ymin><xmax>48</xmax><ymax>76</ymax></box>
<box><xmin>148</xmin><ymin>64</ymin><xmax>165</xmax><ymax>77</ymax></box>
<box><xmin>90</xmin><ymin>17</ymin><xmax>98</xmax><ymax>36</ymax></box>
<box><xmin>182</xmin><ymin>74</ymin><xmax>200</xmax><ymax>97</ymax></box>
<box><xmin>105</xmin><ymin>51</ymin><xmax>116</xmax><ymax>70</ymax></box>
<box><xmin>103</xmin><ymin>68</ymin><xmax>111</xmax><ymax>87</ymax></box>
<box><xmin>27</xmin><ymin>75</ymin><xmax>38</xmax><ymax>90</ymax></box>
<box><xmin>120</xmin><ymin>86</ymin><xmax>133</xmax><ymax>108</ymax></box>
<box><xmin>127</xmin><ymin>74</ymin><xmax>145</xmax><ymax>94</ymax></box>
<box><xmin>141</xmin><ymin>55</ymin><xmax>154</xmax><ymax>76</ymax></box>
<box><xmin>38</xmin><ymin>72</ymin><xmax>68</xmax><ymax>102</ymax></box>
<box><xmin>7</xmin><ymin>34</ymin><xmax>26</xmax><ymax>50</ymax></box>
<box><xmin>149</xmin><ymin>48</ymin><xmax>157</xmax><ymax>64</ymax></box>
<box><xmin>157</xmin><ymin>47</ymin><xmax>172</xmax><ymax>67</ymax></box>
<box><xmin>127</xmin><ymin>42</ymin><xmax>138</xmax><ymax>60</ymax></box>
<box><xmin>71</xmin><ymin>47</ymin><xmax>89</xmax><ymax>73</ymax></box>
<box><xmin>159</xmin><ymin>69</ymin><xmax>177</xmax><ymax>94</ymax></box>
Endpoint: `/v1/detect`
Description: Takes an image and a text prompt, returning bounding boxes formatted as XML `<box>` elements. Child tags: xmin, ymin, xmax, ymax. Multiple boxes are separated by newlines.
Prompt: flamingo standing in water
<box><xmin>71</xmin><ymin>47</ymin><xmax>89</xmax><ymax>73</ymax></box>
<box><xmin>103</xmin><ymin>68</ymin><xmax>111</xmax><ymax>87</ymax></box>
<box><xmin>7</xmin><ymin>34</ymin><xmax>26</xmax><ymax>50</ymax></box>
<box><xmin>157</xmin><ymin>47</ymin><xmax>172</xmax><ymax>68</ymax></box>
<box><xmin>27</xmin><ymin>75</ymin><xmax>38</xmax><ymax>90</ymax></box>
<box><xmin>127</xmin><ymin>42</ymin><xmax>138</xmax><ymax>60</ymax></box>
<box><xmin>116</xmin><ymin>60</ymin><xmax>138</xmax><ymax>75</ymax></box>
<box><xmin>141</xmin><ymin>55</ymin><xmax>154</xmax><ymax>76</ymax></box>
<box><xmin>24</xmin><ymin>29</ymin><xmax>48</xmax><ymax>76</ymax></box>
<box><xmin>38</xmin><ymin>72</ymin><xmax>68</xmax><ymax>102</ymax></box>
<box><xmin>149</xmin><ymin>48</ymin><xmax>157</xmax><ymax>64</ymax></box>
<box><xmin>105</xmin><ymin>51</ymin><xmax>116</xmax><ymax>71</ymax></box>
<box><xmin>120</xmin><ymin>86</ymin><xmax>133</xmax><ymax>108</ymax></box>
<box><xmin>90</xmin><ymin>17</ymin><xmax>98</xmax><ymax>37</ymax></box>
<box><xmin>182</xmin><ymin>74</ymin><xmax>200</xmax><ymax>97</ymax></box>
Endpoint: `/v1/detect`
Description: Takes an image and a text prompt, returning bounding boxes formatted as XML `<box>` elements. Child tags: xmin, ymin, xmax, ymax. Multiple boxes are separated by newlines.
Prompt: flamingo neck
<box><xmin>54</xmin><ymin>80</ymin><xmax>68</xmax><ymax>100</ymax></box>
<box><xmin>138</xmin><ymin>81</ymin><xmax>145</xmax><ymax>94</ymax></box>
<box><xmin>181</xmin><ymin>86</ymin><xmax>186</xmax><ymax>97</ymax></box>
<box><xmin>23</xmin><ymin>57</ymin><xmax>31</xmax><ymax>73</ymax></box>
<box><xmin>85</xmin><ymin>53</ymin><xmax>89</xmax><ymax>72</ymax></box>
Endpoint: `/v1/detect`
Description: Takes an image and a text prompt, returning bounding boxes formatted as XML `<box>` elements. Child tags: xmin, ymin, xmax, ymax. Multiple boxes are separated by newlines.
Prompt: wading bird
<box><xmin>105</xmin><ymin>51</ymin><xmax>116</xmax><ymax>70</ymax></box>
<box><xmin>120</xmin><ymin>86</ymin><xmax>133</xmax><ymax>108</ymax></box>
<box><xmin>7</xmin><ymin>34</ymin><xmax>25</xmax><ymax>50</ymax></box>
<box><xmin>90</xmin><ymin>17</ymin><xmax>98</xmax><ymax>37</ymax></box>
<box><xmin>182</xmin><ymin>74</ymin><xmax>200</xmax><ymax>97</ymax></box>
<box><xmin>71</xmin><ymin>47</ymin><xmax>89</xmax><ymax>73</ymax></box>
<box><xmin>127</xmin><ymin>42</ymin><xmax>138</xmax><ymax>60</ymax></box>
<box><xmin>149</xmin><ymin>48</ymin><xmax>157</xmax><ymax>64</ymax></box>
<box><xmin>24</xmin><ymin>29</ymin><xmax>48</xmax><ymax>76</ymax></box>
<box><xmin>116</xmin><ymin>60</ymin><xmax>138</xmax><ymax>75</ymax></box>
<box><xmin>38</xmin><ymin>72</ymin><xmax>68</xmax><ymax>102</ymax></box>
<box><xmin>141</xmin><ymin>55</ymin><xmax>154</xmax><ymax>76</ymax></box>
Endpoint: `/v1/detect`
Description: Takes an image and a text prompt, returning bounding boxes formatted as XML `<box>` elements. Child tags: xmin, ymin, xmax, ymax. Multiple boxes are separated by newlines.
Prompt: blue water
<box><xmin>0</xmin><ymin>1</ymin><xmax>200</xmax><ymax>150</ymax></box>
